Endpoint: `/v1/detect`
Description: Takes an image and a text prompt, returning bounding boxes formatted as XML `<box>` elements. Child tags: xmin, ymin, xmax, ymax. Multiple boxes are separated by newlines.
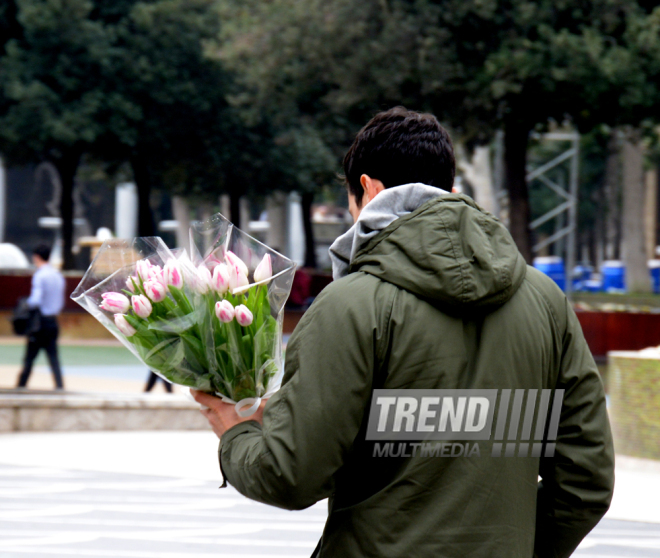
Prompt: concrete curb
<box><xmin>0</xmin><ymin>390</ymin><xmax>209</xmax><ymax>431</ymax></box>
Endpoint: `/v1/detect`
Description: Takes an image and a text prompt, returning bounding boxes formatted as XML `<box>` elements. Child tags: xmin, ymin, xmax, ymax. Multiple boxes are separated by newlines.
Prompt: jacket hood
<box><xmin>350</xmin><ymin>194</ymin><xmax>527</xmax><ymax>312</ymax></box>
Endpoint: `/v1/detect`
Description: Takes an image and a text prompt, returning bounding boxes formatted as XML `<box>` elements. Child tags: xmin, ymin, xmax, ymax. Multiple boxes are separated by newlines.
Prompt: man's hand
<box><xmin>191</xmin><ymin>390</ymin><xmax>265</xmax><ymax>439</ymax></box>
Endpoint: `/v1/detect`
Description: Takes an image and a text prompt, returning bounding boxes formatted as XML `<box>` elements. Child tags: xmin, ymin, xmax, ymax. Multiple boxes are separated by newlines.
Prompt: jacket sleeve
<box><xmin>219</xmin><ymin>280</ymin><xmax>386</xmax><ymax>510</ymax></box>
<box><xmin>535</xmin><ymin>299</ymin><xmax>615</xmax><ymax>558</ymax></box>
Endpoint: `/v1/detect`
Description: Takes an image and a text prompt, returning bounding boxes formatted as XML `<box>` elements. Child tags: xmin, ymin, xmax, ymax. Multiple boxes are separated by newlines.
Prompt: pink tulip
<box><xmin>100</xmin><ymin>292</ymin><xmax>130</xmax><ymax>314</ymax></box>
<box><xmin>125</xmin><ymin>276</ymin><xmax>137</xmax><ymax>293</ymax></box>
<box><xmin>212</xmin><ymin>264</ymin><xmax>230</xmax><ymax>294</ymax></box>
<box><xmin>136</xmin><ymin>260</ymin><xmax>152</xmax><ymax>282</ymax></box>
<box><xmin>147</xmin><ymin>265</ymin><xmax>166</xmax><ymax>287</ymax></box>
<box><xmin>196</xmin><ymin>265</ymin><xmax>213</xmax><ymax>294</ymax></box>
<box><xmin>254</xmin><ymin>254</ymin><xmax>272</xmax><ymax>283</ymax></box>
<box><xmin>184</xmin><ymin>268</ymin><xmax>200</xmax><ymax>292</ymax></box>
<box><xmin>164</xmin><ymin>260</ymin><xmax>183</xmax><ymax>289</ymax></box>
<box><xmin>228</xmin><ymin>263</ymin><xmax>249</xmax><ymax>292</ymax></box>
<box><xmin>235</xmin><ymin>304</ymin><xmax>253</xmax><ymax>326</ymax></box>
<box><xmin>132</xmin><ymin>294</ymin><xmax>153</xmax><ymax>318</ymax></box>
<box><xmin>114</xmin><ymin>314</ymin><xmax>136</xmax><ymax>337</ymax></box>
<box><xmin>225</xmin><ymin>250</ymin><xmax>249</xmax><ymax>277</ymax></box>
<box><xmin>144</xmin><ymin>280</ymin><xmax>167</xmax><ymax>302</ymax></box>
<box><xmin>215</xmin><ymin>299</ymin><xmax>235</xmax><ymax>323</ymax></box>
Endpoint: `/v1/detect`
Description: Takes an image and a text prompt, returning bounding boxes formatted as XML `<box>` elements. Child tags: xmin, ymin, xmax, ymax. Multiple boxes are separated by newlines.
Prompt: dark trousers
<box><xmin>145</xmin><ymin>372</ymin><xmax>172</xmax><ymax>393</ymax></box>
<box><xmin>17</xmin><ymin>317</ymin><xmax>64</xmax><ymax>389</ymax></box>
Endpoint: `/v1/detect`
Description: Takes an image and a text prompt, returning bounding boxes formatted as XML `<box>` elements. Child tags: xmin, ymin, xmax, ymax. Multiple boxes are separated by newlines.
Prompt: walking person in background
<box><xmin>16</xmin><ymin>244</ymin><xmax>66</xmax><ymax>390</ymax></box>
<box><xmin>144</xmin><ymin>371</ymin><xmax>173</xmax><ymax>393</ymax></box>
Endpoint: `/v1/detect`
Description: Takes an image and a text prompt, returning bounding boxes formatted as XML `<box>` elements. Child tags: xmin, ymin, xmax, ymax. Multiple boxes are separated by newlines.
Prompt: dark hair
<box><xmin>33</xmin><ymin>244</ymin><xmax>51</xmax><ymax>262</ymax></box>
<box><xmin>343</xmin><ymin>106</ymin><xmax>455</xmax><ymax>205</ymax></box>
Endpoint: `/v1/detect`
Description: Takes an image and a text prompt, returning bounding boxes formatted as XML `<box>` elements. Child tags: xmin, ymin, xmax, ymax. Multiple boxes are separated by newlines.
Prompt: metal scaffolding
<box><xmin>494</xmin><ymin>131</ymin><xmax>580</xmax><ymax>297</ymax></box>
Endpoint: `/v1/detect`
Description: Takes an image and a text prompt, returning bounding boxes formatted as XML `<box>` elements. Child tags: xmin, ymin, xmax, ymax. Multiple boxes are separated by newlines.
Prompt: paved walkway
<box><xmin>1</xmin><ymin>462</ymin><xmax>659</xmax><ymax>558</ymax></box>
<box><xmin>0</xmin><ymin>431</ymin><xmax>659</xmax><ymax>557</ymax></box>
<box><xmin>0</xmin><ymin>340</ymin><xmax>175</xmax><ymax>393</ymax></box>
<box><xmin>0</xmin><ymin>464</ymin><xmax>326</xmax><ymax>557</ymax></box>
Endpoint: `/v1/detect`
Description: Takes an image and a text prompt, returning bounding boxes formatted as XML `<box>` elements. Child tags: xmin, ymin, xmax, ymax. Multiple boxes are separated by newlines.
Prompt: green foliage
<box><xmin>2</xmin><ymin>0</ymin><xmax>659</xmax><ymax>250</ymax></box>
<box><xmin>220</xmin><ymin>0</ymin><xmax>660</xmax><ymax>143</ymax></box>
<box><xmin>91</xmin><ymin>0</ymin><xmax>244</xmax><ymax>203</ymax></box>
<box><xmin>218</xmin><ymin>0</ymin><xmax>660</xmax><ymax>259</ymax></box>
<box><xmin>0</xmin><ymin>0</ymin><xmax>262</xmax><ymax>197</ymax></box>
<box><xmin>0</xmin><ymin>0</ymin><xmax>111</xmax><ymax>162</ymax></box>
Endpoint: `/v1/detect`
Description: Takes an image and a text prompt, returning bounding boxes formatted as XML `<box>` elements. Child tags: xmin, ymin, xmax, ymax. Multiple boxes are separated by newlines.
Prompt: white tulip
<box><xmin>235</xmin><ymin>304</ymin><xmax>253</xmax><ymax>326</ymax></box>
<box><xmin>225</xmin><ymin>250</ymin><xmax>249</xmax><ymax>277</ymax></box>
<box><xmin>253</xmin><ymin>254</ymin><xmax>273</xmax><ymax>283</ymax></box>
<box><xmin>228</xmin><ymin>263</ymin><xmax>249</xmax><ymax>293</ymax></box>
<box><xmin>212</xmin><ymin>264</ymin><xmax>231</xmax><ymax>294</ymax></box>
<box><xmin>114</xmin><ymin>314</ymin><xmax>137</xmax><ymax>337</ymax></box>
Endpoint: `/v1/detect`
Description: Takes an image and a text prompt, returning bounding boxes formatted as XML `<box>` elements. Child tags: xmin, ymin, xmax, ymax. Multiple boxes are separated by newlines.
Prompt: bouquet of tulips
<box><xmin>71</xmin><ymin>214</ymin><xmax>296</xmax><ymax>416</ymax></box>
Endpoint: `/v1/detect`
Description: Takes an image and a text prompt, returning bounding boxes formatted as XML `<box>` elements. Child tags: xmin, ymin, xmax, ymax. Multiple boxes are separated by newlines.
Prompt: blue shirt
<box><xmin>27</xmin><ymin>264</ymin><xmax>65</xmax><ymax>316</ymax></box>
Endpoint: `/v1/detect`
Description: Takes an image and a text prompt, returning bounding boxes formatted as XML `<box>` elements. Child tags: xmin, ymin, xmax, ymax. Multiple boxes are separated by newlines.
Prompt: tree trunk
<box><xmin>644</xmin><ymin>167</ymin><xmax>658</xmax><ymax>260</ymax></box>
<box><xmin>266</xmin><ymin>192</ymin><xmax>287</xmax><ymax>255</ymax></box>
<box><xmin>230</xmin><ymin>187</ymin><xmax>241</xmax><ymax>229</ymax></box>
<box><xmin>131</xmin><ymin>156</ymin><xmax>155</xmax><ymax>236</ymax></box>
<box><xmin>594</xmin><ymin>185</ymin><xmax>606</xmax><ymax>269</ymax></box>
<box><xmin>53</xmin><ymin>150</ymin><xmax>81</xmax><ymax>270</ymax></box>
<box><xmin>604</xmin><ymin>132</ymin><xmax>621</xmax><ymax>260</ymax></box>
<box><xmin>621</xmin><ymin>131</ymin><xmax>650</xmax><ymax>293</ymax></box>
<box><xmin>504</xmin><ymin>119</ymin><xmax>533</xmax><ymax>262</ymax></box>
<box><xmin>301</xmin><ymin>191</ymin><xmax>317</xmax><ymax>268</ymax></box>
<box><xmin>656</xmin><ymin>164</ymin><xmax>660</xmax><ymax>254</ymax></box>
<box><xmin>171</xmin><ymin>196</ymin><xmax>190</xmax><ymax>249</ymax></box>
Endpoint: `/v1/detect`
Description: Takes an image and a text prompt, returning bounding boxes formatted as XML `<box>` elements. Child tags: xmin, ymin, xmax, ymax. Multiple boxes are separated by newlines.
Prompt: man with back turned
<box><xmin>194</xmin><ymin>107</ymin><xmax>614</xmax><ymax>558</ymax></box>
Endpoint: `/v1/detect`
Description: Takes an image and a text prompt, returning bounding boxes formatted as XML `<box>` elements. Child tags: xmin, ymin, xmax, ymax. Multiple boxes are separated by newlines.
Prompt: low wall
<box><xmin>9</xmin><ymin>271</ymin><xmax>657</xmax><ymax>350</ymax></box>
<box><xmin>0</xmin><ymin>271</ymin><xmax>112</xmax><ymax>338</ymax></box>
<box><xmin>576</xmin><ymin>311</ymin><xmax>660</xmax><ymax>359</ymax></box>
<box><xmin>0</xmin><ymin>309</ymin><xmax>115</xmax><ymax>339</ymax></box>
<box><xmin>0</xmin><ymin>391</ymin><xmax>210</xmax><ymax>432</ymax></box>
<box><xmin>0</xmin><ymin>271</ymin><xmax>83</xmax><ymax>312</ymax></box>
<box><xmin>608</xmin><ymin>352</ymin><xmax>660</xmax><ymax>460</ymax></box>
<box><xmin>1</xmin><ymin>308</ymin><xmax>305</xmax><ymax>338</ymax></box>
<box><xmin>0</xmin><ymin>271</ymin><xmax>319</xmax><ymax>337</ymax></box>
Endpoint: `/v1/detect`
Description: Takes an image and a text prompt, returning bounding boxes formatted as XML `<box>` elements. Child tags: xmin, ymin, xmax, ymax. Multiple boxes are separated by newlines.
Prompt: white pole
<box><xmin>287</xmin><ymin>192</ymin><xmax>305</xmax><ymax>266</ymax></box>
<box><xmin>115</xmin><ymin>182</ymin><xmax>138</xmax><ymax>239</ymax></box>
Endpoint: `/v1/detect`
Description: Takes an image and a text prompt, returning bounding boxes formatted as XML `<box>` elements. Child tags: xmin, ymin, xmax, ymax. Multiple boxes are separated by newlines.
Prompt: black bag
<box><xmin>11</xmin><ymin>298</ymin><xmax>41</xmax><ymax>336</ymax></box>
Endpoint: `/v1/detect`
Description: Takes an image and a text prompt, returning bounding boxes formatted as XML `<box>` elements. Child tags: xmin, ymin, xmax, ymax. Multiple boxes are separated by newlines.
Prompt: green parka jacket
<box><xmin>220</xmin><ymin>194</ymin><xmax>614</xmax><ymax>558</ymax></box>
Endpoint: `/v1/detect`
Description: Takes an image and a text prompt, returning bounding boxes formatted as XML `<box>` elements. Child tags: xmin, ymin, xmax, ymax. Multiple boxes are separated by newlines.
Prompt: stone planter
<box><xmin>608</xmin><ymin>351</ymin><xmax>660</xmax><ymax>459</ymax></box>
<box><xmin>0</xmin><ymin>391</ymin><xmax>210</xmax><ymax>432</ymax></box>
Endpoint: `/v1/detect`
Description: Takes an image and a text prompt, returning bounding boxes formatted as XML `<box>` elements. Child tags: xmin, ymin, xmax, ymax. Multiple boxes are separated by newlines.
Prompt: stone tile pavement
<box><xmin>0</xmin><ymin>464</ymin><xmax>326</xmax><ymax>557</ymax></box>
<box><xmin>0</xmin><ymin>431</ymin><xmax>659</xmax><ymax>557</ymax></box>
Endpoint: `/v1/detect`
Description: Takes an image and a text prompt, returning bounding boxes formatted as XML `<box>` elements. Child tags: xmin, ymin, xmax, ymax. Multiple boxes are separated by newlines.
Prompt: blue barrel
<box><xmin>583</xmin><ymin>280</ymin><xmax>603</xmax><ymax>293</ymax></box>
<box><xmin>534</xmin><ymin>257</ymin><xmax>565</xmax><ymax>290</ymax></box>
<box><xmin>572</xmin><ymin>265</ymin><xmax>593</xmax><ymax>291</ymax></box>
<box><xmin>602</xmin><ymin>260</ymin><xmax>626</xmax><ymax>292</ymax></box>
<box><xmin>649</xmin><ymin>260</ymin><xmax>660</xmax><ymax>294</ymax></box>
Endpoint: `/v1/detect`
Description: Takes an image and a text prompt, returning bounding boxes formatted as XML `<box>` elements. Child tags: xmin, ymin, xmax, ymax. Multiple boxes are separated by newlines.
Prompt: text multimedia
<box><xmin>373</xmin><ymin>442</ymin><xmax>481</xmax><ymax>458</ymax></box>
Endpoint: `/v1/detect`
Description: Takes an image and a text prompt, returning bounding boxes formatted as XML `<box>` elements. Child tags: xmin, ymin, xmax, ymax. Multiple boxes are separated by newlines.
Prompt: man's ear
<box><xmin>360</xmin><ymin>174</ymin><xmax>385</xmax><ymax>205</ymax></box>
<box><xmin>359</xmin><ymin>174</ymin><xmax>370</xmax><ymax>206</ymax></box>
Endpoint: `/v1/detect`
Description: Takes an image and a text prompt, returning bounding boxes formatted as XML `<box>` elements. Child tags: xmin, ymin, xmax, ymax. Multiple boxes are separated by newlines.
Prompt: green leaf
<box><xmin>169</xmin><ymin>286</ymin><xmax>193</xmax><ymax>315</ymax></box>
